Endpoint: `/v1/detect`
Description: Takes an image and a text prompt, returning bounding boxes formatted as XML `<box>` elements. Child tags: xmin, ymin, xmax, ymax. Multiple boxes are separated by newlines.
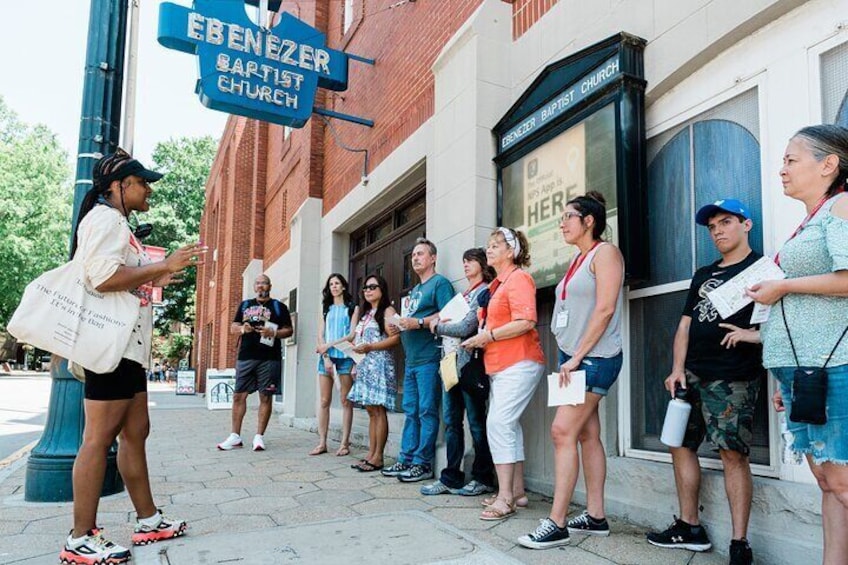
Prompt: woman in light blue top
<box><xmin>748</xmin><ymin>125</ymin><xmax>848</xmax><ymax>564</ymax></box>
<box><xmin>311</xmin><ymin>273</ymin><xmax>360</xmax><ymax>457</ymax></box>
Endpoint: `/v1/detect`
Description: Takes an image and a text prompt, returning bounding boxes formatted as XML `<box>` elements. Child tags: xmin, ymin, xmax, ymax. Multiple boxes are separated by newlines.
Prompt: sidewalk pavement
<box><xmin>0</xmin><ymin>387</ymin><xmax>727</xmax><ymax>565</ymax></box>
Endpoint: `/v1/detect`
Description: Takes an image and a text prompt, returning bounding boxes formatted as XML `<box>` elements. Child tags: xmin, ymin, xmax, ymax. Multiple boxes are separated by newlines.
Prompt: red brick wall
<box><xmin>508</xmin><ymin>0</ymin><xmax>559</xmax><ymax>39</ymax></box>
<box><xmin>319</xmin><ymin>0</ymin><xmax>483</xmax><ymax>214</ymax></box>
<box><xmin>194</xmin><ymin>118</ymin><xmax>267</xmax><ymax>390</ymax></box>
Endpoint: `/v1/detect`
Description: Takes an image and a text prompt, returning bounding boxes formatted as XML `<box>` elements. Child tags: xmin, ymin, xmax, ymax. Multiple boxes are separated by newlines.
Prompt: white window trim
<box><xmin>343</xmin><ymin>0</ymin><xmax>354</xmax><ymax>35</ymax></box>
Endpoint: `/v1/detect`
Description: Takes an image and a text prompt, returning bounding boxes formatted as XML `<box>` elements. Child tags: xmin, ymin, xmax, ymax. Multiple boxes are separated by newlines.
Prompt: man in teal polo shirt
<box><xmin>382</xmin><ymin>237</ymin><xmax>454</xmax><ymax>482</ymax></box>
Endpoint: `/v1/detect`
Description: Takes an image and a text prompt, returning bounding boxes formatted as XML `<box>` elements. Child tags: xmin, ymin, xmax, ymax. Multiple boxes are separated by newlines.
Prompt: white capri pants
<box><xmin>486</xmin><ymin>360</ymin><xmax>544</xmax><ymax>464</ymax></box>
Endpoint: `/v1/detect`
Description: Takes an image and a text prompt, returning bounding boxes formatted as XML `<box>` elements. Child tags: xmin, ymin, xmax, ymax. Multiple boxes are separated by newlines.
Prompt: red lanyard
<box><xmin>560</xmin><ymin>242</ymin><xmax>601</xmax><ymax>300</ymax></box>
<box><xmin>774</xmin><ymin>192</ymin><xmax>841</xmax><ymax>266</ymax></box>
<box><xmin>463</xmin><ymin>280</ymin><xmax>484</xmax><ymax>298</ymax></box>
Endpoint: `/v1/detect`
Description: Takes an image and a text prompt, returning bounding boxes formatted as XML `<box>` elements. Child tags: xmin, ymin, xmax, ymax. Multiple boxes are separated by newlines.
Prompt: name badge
<box><xmin>750</xmin><ymin>303</ymin><xmax>770</xmax><ymax>324</ymax></box>
<box><xmin>556</xmin><ymin>310</ymin><xmax>569</xmax><ymax>329</ymax></box>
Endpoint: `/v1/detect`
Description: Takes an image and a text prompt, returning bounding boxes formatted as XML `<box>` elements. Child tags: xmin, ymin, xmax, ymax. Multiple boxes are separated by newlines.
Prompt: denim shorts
<box><xmin>771</xmin><ymin>364</ymin><xmax>848</xmax><ymax>465</ymax></box>
<box><xmin>558</xmin><ymin>350</ymin><xmax>623</xmax><ymax>396</ymax></box>
<box><xmin>317</xmin><ymin>356</ymin><xmax>355</xmax><ymax>376</ymax></box>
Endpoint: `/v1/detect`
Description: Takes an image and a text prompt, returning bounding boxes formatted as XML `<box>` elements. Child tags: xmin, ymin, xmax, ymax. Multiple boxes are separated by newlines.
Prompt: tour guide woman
<box><xmin>59</xmin><ymin>150</ymin><xmax>205</xmax><ymax>565</ymax></box>
<box><xmin>461</xmin><ymin>227</ymin><xmax>545</xmax><ymax>521</ymax></box>
<box><xmin>748</xmin><ymin>125</ymin><xmax>848</xmax><ymax>565</ymax></box>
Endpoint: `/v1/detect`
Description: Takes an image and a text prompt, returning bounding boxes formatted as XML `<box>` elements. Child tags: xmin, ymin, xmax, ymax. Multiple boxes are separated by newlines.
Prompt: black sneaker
<box><xmin>567</xmin><ymin>510</ymin><xmax>610</xmax><ymax>537</ymax></box>
<box><xmin>729</xmin><ymin>538</ymin><xmax>753</xmax><ymax>565</ymax></box>
<box><xmin>646</xmin><ymin>516</ymin><xmax>712</xmax><ymax>551</ymax></box>
<box><xmin>380</xmin><ymin>461</ymin><xmax>411</xmax><ymax>477</ymax></box>
<box><xmin>397</xmin><ymin>464</ymin><xmax>434</xmax><ymax>483</ymax></box>
<box><xmin>517</xmin><ymin>518</ymin><xmax>570</xmax><ymax>549</ymax></box>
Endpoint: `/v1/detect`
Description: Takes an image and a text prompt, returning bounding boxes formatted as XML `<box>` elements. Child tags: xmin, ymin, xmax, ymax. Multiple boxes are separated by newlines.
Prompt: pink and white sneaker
<box><xmin>59</xmin><ymin>528</ymin><xmax>131</xmax><ymax>564</ymax></box>
<box><xmin>132</xmin><ymin>510</ymin><xmax>187</xmax><ymax>546</ymax></box>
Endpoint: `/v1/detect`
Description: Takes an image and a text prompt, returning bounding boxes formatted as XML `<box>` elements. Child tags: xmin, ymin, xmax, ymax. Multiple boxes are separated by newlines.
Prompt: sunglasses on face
<box><xmin>362</xmin><ymin>284</ymin><xmax>380</xmax><ymax>291</ymax></box>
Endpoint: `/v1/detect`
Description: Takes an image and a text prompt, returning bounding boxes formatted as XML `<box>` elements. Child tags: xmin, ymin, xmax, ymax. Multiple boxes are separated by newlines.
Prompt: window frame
<box><xmin>620</xmin><ymin>79</ymin><xmax>779</xmax><ymax>478</ymax></box>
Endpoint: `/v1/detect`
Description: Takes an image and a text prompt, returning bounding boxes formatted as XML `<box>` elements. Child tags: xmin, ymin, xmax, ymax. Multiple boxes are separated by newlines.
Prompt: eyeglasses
<box><xmin>562</xmin><ymin>211</ymin><xmax>584</xmax><ymax>220</ymax></box>
<box><xmin>362</xmin><ymin>284</ymin><xmax>380</xmax><ymax>291</ymax></box>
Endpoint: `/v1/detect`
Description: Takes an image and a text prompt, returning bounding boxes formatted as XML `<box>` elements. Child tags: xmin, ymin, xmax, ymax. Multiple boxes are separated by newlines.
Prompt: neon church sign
<box><xmin>158</xmin><ymin>0</ymin><xmax>352</xmax><ymax>128</ymax></box>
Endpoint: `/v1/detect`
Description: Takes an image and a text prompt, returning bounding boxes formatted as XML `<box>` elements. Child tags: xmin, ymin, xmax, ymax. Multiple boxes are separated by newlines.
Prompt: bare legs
<box><xmin>257</xmin><ymin>393</ymin><xmax>272</xmax><ymax>435</ymax></box>
<box><xmin>73</xmin><ymin>393</ymin><xmax>158</xmax><ymax>537</ymax></box>
<box><xmin>809</xmin><ymin>457</ymin><xmax>848</xmax><ymax>565</ymax></box>
<box><xmin>670</xmin><ymin>446</ymin><xmax>702</xmax><ymax>525</ymax></box>
<box><xmin>230</xmin><ymin>391</ymin><xmax>248</xmax><ymax>436</ymax></box>
<box><xmin>549</xmin><ymin>394</ymin><xmax>603</xmax><ymax>526</ymax></box>
<box><xmin>312</xmin><ymin>373</ymin><xmax>353</xmax><ymax>454</ymax></box>
<box><xmin>364</xmin><ymin>405</ymin><xmax>388</xmax><ymax>466</ymax></box>
<box><xmin>580</xmin><ymin>409</ymin><xmax>607</xmax><ymax>519</ymax></box>
<box><xmin>117</xmin><ymin>393</ymin><xmax>156</xmax><ymax>520</ymax></box>
<box><xmin>668</xmin><ymin>445</ymin><xmax>753</xmax><ymax>539</ymax></box>
<box><xmin>314</xmin><ymin>374</ymin><xmax>333</xmax><ymax>452</ymax></box>
<box><xmin>720</xmin><ymin>449</ymin><xmax>752</xmax><ymax>539</ymax></box>
<box><xmin>338</xmin><ymin>373</ymin><xmax>353</xmax><ymax>455</ymax></box>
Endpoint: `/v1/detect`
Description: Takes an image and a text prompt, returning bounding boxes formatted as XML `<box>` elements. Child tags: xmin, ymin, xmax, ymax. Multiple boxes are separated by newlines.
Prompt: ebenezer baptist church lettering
<box><xmin>159</xmin><ymin>0</ymin><xmax>350</xmax><ymax>128</ymax></box>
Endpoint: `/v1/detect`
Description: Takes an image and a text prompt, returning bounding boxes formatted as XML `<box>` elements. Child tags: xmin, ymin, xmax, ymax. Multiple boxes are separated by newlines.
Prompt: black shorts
<box><xmin>235</xmin><ymin>359</ymin><xmax>282</xmax><ymax>395</ymax></box>
<box><xmin>84</xmin><ymin>359</ymin><xmax>148</xmax><ymax>401</ymax></box>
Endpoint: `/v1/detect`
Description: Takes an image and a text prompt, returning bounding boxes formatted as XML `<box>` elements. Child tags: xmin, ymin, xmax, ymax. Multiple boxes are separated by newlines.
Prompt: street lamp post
<box><xmin>25</xmin><ymin>0</ymin><xmax>130</xmax><ymax>502</ymax></box>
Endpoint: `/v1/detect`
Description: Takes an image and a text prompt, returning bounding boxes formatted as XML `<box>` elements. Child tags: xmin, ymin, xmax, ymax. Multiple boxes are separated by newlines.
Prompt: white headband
<box><xmin>498</xmin><ymin>227</ymin><xmax>521</xmax><ymax>259</ymax></box>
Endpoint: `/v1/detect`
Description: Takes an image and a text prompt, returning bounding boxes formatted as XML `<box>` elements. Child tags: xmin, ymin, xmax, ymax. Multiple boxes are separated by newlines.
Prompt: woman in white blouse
<box><xmin>59</xmin><ymin>150</ymin><xmax>204</xmax><ymax>564</ymax></box>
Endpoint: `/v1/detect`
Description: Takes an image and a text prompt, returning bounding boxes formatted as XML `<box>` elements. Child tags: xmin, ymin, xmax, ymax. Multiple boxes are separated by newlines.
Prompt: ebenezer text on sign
<box><xmin>500</xmin><ymin>56</ymin><xmax>620</xmax><ymax>151</ymax></box>
<box><xmin>159</xmin><ymin>0</ymin><xmax>350</xmax><ymax>128</ymax></box>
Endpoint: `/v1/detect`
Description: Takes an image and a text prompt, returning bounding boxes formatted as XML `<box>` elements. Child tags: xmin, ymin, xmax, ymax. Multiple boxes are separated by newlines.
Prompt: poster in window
<box><xmin>502</xmin><ymin>104</ymin><xmax>618</xmax><ymax>287</ymax></box>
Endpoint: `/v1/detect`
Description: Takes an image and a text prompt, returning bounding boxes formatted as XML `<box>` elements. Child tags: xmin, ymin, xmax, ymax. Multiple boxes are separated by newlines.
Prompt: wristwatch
<box><xmin>418</xmin><ymin>318</ymin><xmax>424</xmax><ymax>329</ymax></box>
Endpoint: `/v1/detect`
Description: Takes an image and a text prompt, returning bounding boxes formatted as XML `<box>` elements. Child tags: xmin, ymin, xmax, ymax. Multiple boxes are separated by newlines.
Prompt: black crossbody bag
<box><xmin>781</xmin><ymin>299</ymin><xmax>848</xmax><ymax>425</ymax></box>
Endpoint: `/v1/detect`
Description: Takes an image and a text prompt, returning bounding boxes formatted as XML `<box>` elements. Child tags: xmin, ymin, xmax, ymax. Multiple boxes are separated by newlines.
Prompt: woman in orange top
<box><xmin>462</xmin><ymin>227</ymin><xmax>545</xmax><ymax>521</ymax></box>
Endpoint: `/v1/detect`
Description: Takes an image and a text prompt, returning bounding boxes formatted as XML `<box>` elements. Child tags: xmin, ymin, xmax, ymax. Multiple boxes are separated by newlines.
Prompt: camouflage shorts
<box><xmin>681</xmin><ymin>371</ymin><xmax>761</xmax><ymax>455</ymax></box>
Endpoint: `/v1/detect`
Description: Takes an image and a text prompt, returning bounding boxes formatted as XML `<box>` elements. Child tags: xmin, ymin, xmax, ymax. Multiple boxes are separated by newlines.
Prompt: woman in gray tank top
<box><xmin>517</xmin><ymin>191</ymin><xmax>625</xmax><ymax>550</ymax></box>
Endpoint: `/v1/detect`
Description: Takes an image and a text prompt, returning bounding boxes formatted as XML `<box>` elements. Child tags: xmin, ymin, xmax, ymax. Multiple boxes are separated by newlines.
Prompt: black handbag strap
<box><xmin>781</xmin><ymin>298</ymin><xmax>848</xmax><ymax>369</ymax></box>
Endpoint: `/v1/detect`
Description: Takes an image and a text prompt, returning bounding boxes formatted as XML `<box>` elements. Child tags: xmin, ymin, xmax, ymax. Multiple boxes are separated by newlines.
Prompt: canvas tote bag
<box><xmin>7</xmin><ymin>257</ymin><xmax>140</xmax><ymax>374</ymax></box>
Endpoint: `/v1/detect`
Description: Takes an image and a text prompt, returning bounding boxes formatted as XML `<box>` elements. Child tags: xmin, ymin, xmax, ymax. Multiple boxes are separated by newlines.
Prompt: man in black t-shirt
<box><xmin>217</xmin><ymin>274</ymin><xmax>292</xmax><ymax>452</ymax></box>
<box><xmin>647</xmin><ymin>199</ymin><xmax>762</xmax><ymax>565</ymax></box>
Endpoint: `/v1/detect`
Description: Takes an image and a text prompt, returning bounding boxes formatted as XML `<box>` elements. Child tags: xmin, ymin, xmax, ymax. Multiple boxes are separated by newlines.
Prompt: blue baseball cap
<box><xmin>695</xmin><ymin>198</ymin><xmax>750</xmax><ymax>226</ymax></box>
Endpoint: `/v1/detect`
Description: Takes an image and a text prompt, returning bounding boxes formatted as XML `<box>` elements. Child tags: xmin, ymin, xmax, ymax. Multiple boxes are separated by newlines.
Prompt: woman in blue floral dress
<box><xmin>348</xmin><ymin>274</ymin><xmax>400</xmax><ymax>472</ymax></box>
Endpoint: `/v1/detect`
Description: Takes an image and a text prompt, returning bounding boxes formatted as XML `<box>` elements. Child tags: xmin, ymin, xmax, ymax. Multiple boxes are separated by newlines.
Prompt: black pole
<box><xmin>25</xmin><ymin>0</ymin><xmax>129</xmax><ymax>502</ymax></box>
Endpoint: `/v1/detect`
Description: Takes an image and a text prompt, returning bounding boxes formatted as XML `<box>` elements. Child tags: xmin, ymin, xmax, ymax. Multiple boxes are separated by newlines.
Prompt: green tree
<box><xmin>0</xmin><ymin>97</ymin><xmax>72</xmax><ymax>328</ymax></box>
<box><xmin>144</xmin><ymin>136</ymin><xmax>217</xmax><ymax>330</ymax></box>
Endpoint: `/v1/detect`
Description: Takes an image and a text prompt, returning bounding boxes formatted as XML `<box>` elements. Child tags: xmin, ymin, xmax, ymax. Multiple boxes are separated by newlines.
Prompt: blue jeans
<box><xmin>439</xmin><ymin>383</ymin><xmax>494</xmax><ymax>489</ymax></box>
<box><xmin>558</xmin><ymin>350</ymin><xmax>622</xmax><ymax>396</ymax></box>
<box><xmin>399</xmin><ymin>361</ymin><xmax>441</xmax><ymax>466</ymax></box>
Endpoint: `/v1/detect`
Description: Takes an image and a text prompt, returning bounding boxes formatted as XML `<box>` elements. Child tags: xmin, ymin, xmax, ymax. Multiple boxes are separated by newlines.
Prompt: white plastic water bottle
<box><xmin>660</xmin><ymin>387</ymin><xmax>692</xmax><ymax>448</ymax></box>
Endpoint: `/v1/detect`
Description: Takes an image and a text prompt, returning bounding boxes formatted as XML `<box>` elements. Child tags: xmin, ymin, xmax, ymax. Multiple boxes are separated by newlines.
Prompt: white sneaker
<box><xmin>59</xmin><ymin>528</ymin><xmax>131</xmax><ymax>564</ymax></box>
<box><xmin>252</xmin><ymin>434</ymin><xmax>265</xmax><ymax>451</ymax></box>
<box><xmin>217</xmin><ymin>433</ymin><xmax>243</xmax><ymax>451</ymax></box>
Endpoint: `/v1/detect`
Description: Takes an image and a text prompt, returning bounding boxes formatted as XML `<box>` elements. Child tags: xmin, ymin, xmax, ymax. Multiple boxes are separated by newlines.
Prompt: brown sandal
<box><xmin>482</xmin><ymin>493</ymin><xmax>528</xmax><ymax>508</ymax></box>
<box><xmin>479</xmin><ymin>498</ymin><xmax>516</xmax><ymax>521</ymax></box>
<box><xmin>308</xmin><ymin>445</ymin><xmax>328</xmax><ymax>456</ymax></box>
<box><xmin>336</xmin><ymin>444</ymin><xmax>351</xmax><ymax>457</ymax></box>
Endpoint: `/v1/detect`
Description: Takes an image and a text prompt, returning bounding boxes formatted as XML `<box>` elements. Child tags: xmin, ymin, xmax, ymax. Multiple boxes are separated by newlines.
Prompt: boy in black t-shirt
<box><xmin>216</xmin><ymin>274</ymin><xmax>292</xmax><ymax>452</ymax></box>
<box><xmin>646</xmin><ymin>199</ymin><xmax>762</xmax><ymax>565</ymax></box>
